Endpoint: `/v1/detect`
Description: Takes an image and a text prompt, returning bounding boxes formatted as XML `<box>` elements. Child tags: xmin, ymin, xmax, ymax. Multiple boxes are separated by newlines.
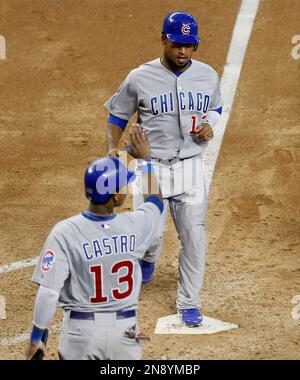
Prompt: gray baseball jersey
<box><xmin>105</xmin><ymin>58</ymin><xmax>223</xmax><ymax>160</ymax></box>
<box><xmin>32</xmin><ymin>201</ymin><xmax>161</xmax><ymax>312</ymax></box>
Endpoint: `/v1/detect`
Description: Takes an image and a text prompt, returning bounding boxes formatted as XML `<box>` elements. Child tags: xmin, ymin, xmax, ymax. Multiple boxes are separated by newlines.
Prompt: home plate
<box><xmin>155</xmin><ymin>314</ymin><xmax>238</xmax><ymax>335</ymax></box>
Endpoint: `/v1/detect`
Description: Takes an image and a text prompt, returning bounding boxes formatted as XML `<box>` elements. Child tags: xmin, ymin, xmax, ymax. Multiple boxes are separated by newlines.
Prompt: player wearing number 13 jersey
<box><xmin>26</xmin><ymin>127</ymin><xmax>163</xmax><ymax>360</ymax></box>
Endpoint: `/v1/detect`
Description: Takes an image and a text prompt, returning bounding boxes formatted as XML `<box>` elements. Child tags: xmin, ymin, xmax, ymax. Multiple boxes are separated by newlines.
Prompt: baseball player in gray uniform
<box><xmin>25</xmin><ymin>126</ymin><xmax>163</xmax><ymax>360</ymax></box>
<box><xmin>105</xmin><ymin>12</ymin><xmax>223</xmax><ymax>327</ymax></box>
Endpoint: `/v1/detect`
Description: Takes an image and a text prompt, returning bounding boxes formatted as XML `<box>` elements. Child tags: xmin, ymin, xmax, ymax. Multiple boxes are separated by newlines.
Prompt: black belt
<box><xmin>69</xmin><ymin>310</ymin><xmax>136</xmax><ymax>320</ymax></box>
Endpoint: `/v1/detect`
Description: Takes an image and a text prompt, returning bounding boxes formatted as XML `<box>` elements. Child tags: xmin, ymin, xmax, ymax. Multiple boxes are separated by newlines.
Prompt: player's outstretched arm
<box><xmin>129</xmin><ymin>125</ymin><xmax>163</xmax><ymax>204</ymax></box>
<box><xmin>106</xmin><ymin>122</ymin><xmax>124</xmax><ymax>157</ymax></box>
<box><xmin>128</xmin><ymin>124</ymin><xmax>151</xmax><ymax>160</ymax></box>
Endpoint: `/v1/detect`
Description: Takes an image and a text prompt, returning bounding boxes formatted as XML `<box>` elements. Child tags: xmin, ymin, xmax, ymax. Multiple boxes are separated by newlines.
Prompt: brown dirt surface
<box><xmin>0</xmin><ymin>0</ymin><xmax>299</xmax><ymax>360</ymax></box>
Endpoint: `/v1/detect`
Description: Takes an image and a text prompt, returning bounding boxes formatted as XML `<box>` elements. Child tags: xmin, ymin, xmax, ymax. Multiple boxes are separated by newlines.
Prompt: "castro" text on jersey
<box><xmin>82</xmin><ymin>234</ymin><xmax>136</xmax><ymax>261</ymax></box>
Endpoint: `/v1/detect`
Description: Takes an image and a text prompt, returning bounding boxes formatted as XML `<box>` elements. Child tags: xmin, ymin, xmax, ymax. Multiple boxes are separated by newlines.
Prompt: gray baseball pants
<box><xmin>133</xmin><ymin>155</ymin><xmax>208</xmax><ymax>309</ymax></box>
<box><xmin>58</xmin><ymin>309</ymin><xmax>142</xmax><ymax>360</ymax></box>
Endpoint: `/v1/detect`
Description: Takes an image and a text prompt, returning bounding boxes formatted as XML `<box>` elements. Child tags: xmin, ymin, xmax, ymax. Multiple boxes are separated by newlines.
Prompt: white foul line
<box><xmin>0</xmin><ymin>257</ymin><xmax>38</xmax><ymax>274</ymax></box>
<box><xmin>204</xmin><ymin>0</ymin><xmax>260</xmax><ymax>189</ymax></box>
<box><xmin>0</xmin><ymin>331</ymin><xmax>30</xmax><ymax>347</ymax></box>
<box><xmin>0</xmin><ymin>324</ymin><xmax>62</xmax><ymax>347</ymax></box>
<box><xmin>0</xmin><ymin>0</ymin><xmax>260</xmax><ymax>347</ymax></box>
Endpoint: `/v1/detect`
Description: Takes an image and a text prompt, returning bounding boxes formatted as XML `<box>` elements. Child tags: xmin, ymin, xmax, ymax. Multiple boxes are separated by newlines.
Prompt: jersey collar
<box><xmin>159</xmin><ymin>57</ymin><xmax>192</xmax><ymax>77</ymax></box>
<box><xmin>82</xmin><ymin>211</ymin><xmax>116</xmax><ymax>222</ymax></box>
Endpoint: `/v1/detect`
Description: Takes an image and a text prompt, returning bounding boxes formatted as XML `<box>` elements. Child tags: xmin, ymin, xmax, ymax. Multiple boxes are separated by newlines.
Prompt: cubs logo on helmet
<box><xmin>41</xmin><ymin>250</ymin><xmax>56</xmax><ymax>272</ymax></box>
<box><xmin>181</xmin><ymin>24</ymin><xmax>191</xmax><ymax>35</ymax></box>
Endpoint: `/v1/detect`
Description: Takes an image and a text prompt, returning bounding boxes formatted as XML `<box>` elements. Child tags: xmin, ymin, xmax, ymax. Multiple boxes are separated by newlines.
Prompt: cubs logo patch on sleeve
<box><xmin>41</xmin><ymin>250</ymin><xmax>56</xmax><ymax>272</ymax></box>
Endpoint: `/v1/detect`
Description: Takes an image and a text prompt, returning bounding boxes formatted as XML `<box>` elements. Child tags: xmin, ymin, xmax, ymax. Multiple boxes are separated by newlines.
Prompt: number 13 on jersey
<box><xmin>89</xmin><ymin>260</ymin><xmax>134</xmax><ymax>303</ymax></box>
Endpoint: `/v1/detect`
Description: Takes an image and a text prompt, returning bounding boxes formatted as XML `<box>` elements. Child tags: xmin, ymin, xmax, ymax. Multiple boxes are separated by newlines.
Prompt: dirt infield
<box><xmin>0</xmin><ymin>0</ymin><xmax>299</xmax><ymax>360</ymax></box>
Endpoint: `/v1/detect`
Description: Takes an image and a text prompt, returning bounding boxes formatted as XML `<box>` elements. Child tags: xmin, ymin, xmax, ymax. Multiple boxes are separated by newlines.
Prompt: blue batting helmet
<box><xmin>162</xmin><ymin>11</ymin><xmax>200</xmax><ymax>44</ymax></box>
<box><xmin>84</xmin><ymin>157</ymin><xmax>136</xmax><ymax>204</ymax></box>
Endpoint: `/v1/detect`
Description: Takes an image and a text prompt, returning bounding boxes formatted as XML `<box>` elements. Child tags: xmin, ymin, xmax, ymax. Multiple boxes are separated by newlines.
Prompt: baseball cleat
<box><xmin>178</xmin><ymin>308</ymin><xmax>203</xmax><ymax>327</ymax></box>
<box><xmin>140</xmin><ymin>260</ymin><xmax>155</xmax><ymax>284</ymax></box>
